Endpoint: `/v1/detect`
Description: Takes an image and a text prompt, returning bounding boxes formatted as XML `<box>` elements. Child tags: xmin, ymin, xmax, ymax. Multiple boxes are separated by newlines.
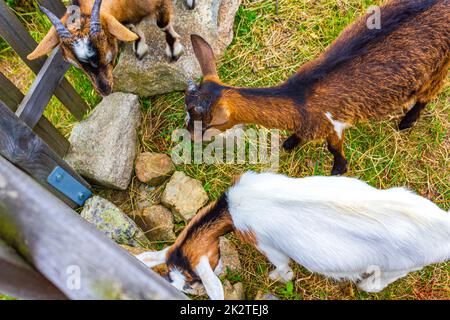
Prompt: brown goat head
<box><xmin>136</xmin><ymin>195</ymin><xmax>233</xmax><ymax>299</ymax></box>
<box><xmin>185</xmin><ymin>35</ymin><xmax>236</xmax><ymax>142</ymax></box>
<box><xmin>27</xmin><ymin>0</ymin><xmax>138</xmax><ymax>96</ymax></box>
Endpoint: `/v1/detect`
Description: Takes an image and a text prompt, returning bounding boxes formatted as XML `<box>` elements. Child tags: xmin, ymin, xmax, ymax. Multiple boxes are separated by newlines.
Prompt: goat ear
<box><xmin>27</xmin><ymin>27</ymin><xmax>60</xmax><ymax>60</ymax></box>
<box><xmin>135</xmin><ymin>247</ymin><xmax>169</xmax><ymax>268</ymax></box>
<box><xmin>191</xmin><ymin>34</ymin><xmax>218</xmax><ymax>77</ymax></box>
<box><xmin>196</xmin><ymin>256</ymin><xmax>224</xmax><ymax>300</ymax></box>
<box><xmin>103</xmin><ymin>13</ymin><xmax>139</xmax><ymax>42</ymax></box>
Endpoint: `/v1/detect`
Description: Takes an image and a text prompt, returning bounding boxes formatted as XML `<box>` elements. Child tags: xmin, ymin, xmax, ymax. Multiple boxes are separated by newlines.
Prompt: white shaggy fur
<box><xmin>136</xmin><ymin>172</ymin><xmax>450</xmax><ymax>298</ymax></box>
<box><xmin>73</xmin><ymin>37</ymin><xmax>95</xmax><ymax>63</ymax></box>
<box><xmin>228</xmin><ymin>172</ymin><xmax>450</xmax><ymax>292</ymax></box>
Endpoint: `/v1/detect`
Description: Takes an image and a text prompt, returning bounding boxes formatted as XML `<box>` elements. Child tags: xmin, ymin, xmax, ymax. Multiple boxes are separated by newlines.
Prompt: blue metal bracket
<box><xmin>47</xmin><ymin>166</ymin><xmax>92</xmax><ymax>206</ymax></box>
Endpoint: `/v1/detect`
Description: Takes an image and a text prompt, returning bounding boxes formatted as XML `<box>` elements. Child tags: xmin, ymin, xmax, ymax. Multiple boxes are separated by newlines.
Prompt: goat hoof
<box><xmin>331</xmin><ymin>164</ymin><xmax>348</xmax><ymax>176</ymax></box>
<box><xmin>269</xmin><ymin>268</ymin><xmax>294</xmax><ymax>283</ymax></box>
<box><xmin>398</xmin><ymin>120</ymin><xmax>414</xmax><ymax>131</ymax></box>
<box><xmin>166</xmin><ymin>42</ymin><xmax>184</xmax><ymax>62</ymax></box>
<box><xmin>133</xmin><ymin>41</ymin><xmax>149</xmax><ymax>61</ymax></box>
<box><xmin>185</xmin><ymin>0</ymin><xmax>196</xmax><ymax>9</ymax></box>
<box><xmin>282</xmin><ymin>135</ymin><xmax>300</xmax><ymax>152</ymax></box>
<box><xmin>170</xmin><ymin>54</ymin><xmax>182</xmax><ymax>62</ymax></box>
<box><xmin>135</xmin><ymin>51</ymin><xmax>148</xmax><ymax>61</ymax></box>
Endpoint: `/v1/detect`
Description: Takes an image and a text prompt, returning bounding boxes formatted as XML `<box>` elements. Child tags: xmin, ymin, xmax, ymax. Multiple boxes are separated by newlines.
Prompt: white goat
<box><xmin>136</xmin><ymin>172</ymin><xmax>450</xmax><ymax>300</ymax></box>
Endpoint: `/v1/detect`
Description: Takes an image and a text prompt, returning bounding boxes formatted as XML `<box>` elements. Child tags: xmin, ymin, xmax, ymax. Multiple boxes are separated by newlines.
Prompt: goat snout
<box><xmin>95</xmin><ymin>78</ymin><xmax>113</xmax><ymax>96</ymax></box>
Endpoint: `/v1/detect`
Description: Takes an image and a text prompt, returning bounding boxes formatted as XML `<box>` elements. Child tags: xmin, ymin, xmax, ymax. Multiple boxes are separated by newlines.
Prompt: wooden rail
<box><xmin>16</xmin><ymin>49</ymin><xmax>71</xmax><ymax>129</ymax></box>
<box><xmin>0</xmin><ymin>240</ymin><xmax>66</xmax><ymax>300</ymax></box>
<box><xmin>0</xmin><ymin>101</ymin><xmax>89</xmax><ymax>208</ymax></box>
<box><xmin>0</xmin><ymin>72</ymin><xmax>69</xmax><ymax>157</ymax></box>
<box><xmin>0</xmin><ymin>156</ymin><xmax>187</xmax><ymax>300</ymax></box>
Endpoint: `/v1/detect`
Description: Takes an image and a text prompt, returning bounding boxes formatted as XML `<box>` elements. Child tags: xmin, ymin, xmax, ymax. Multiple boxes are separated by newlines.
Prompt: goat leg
<box><xmin>327</xmin><ymin>133</ymin><xmax>347</xmax><ymax>176</ymax></box>
<box><xmin>157</xmin><ymin>1</ymin><xmax>183</xmax><ymax>62</ymax></box>
<box><xmin>398</xmin><ymin>102</ymin><xmax>427</xmax><ymax>131</ymax></box>
<box><xmin>282</xmin><ymin>134</ymin><xmax>301</xmax><ymax>152</ymax></box>
<box><xmin>129</xmin><ymin>24</ymin><xmax>149</xmax><ymax>60</ymax></box>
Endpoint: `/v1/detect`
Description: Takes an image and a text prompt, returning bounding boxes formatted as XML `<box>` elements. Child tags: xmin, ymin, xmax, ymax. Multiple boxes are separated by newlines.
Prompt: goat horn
<box><xmin>90</xmin><ymin>0</ymin><xmax>102</xmax><ymax>36</ymax></box>
<box><xmin>187</xmin><ymin>79</ymin><xmax>198</xmax><ymax>93</ymax></box>
<box><xmin>39</xmin><ymin>5</ymin><xmax>71</xmax><ymax>39</ymax></box>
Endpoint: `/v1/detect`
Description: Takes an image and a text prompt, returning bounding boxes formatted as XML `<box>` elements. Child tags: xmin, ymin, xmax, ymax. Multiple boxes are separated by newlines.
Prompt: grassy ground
<box><xmin>1</xmin><ymin>0</ymin><xmax>448</xmax><ymax>300</ymax></box>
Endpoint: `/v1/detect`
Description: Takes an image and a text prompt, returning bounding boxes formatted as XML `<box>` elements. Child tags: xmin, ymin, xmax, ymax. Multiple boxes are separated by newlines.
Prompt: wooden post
<box><xmin>0</xmin><ymin>72</ymin><xmax>23</xmax><ymax>109</ymax></box>
<box><xmin>0</xmin><ymin>156</ymin><xmax>187</xmax><ymax>300</ymax></box>
<box><xmin>38</xmin><ymin>0</ymin><xmax>67</xmax><ymax>17</ymax></box>
<box><xmin>0</xmin><ymin>240</ymin><xmax>67</xmax><ymax>300</ymax></box>
<box><xmin>0</xmin><ymin>72</ymin><xmax>70</xmax><ymax>157</ymax></box>
<box><xmin>16</xmin><ymin>49</ymin><xmax>70</xmax><ymax>129</ymax></box>
<box><xmin>0</xmin><ymin>101</ymin><xmax>90</xmax><ymax>208</ymax></box>
<box><xmin>0</xmin><ymin>0</ymin><xmax>89</xmax><ymax>120</ymax></box>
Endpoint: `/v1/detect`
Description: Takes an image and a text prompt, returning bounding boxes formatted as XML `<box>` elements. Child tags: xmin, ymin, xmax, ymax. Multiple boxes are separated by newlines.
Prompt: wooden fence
<box><xmin>0</xmin><ymin>0</ymin><xmax>89</xmax><ymax>207</ymax></box>
<box><xmin>0</xmin><ymin>0</ymin><xmax>185</xmax><ymax>300</ymax></box>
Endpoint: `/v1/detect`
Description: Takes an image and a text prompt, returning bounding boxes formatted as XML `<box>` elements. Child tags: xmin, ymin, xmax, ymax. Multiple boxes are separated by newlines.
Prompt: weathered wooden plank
<box><xmin>0</xmin><ymin>72</ymin><xmax>23</xmax><ymax>108</ymax></box>
<box><xmin>0</xmin><ymin>239</ymin><xmax>67</xmax><ymax>300</ymax></box>
<box><xmin>38</xmin><ymin>0</ymin><xmax>67</xmax><ymax>18</ymax></box>
<box><xmin>0</xmin><ymin>0</ymin><xmax>89</xmax><ymax>119</ymax></box>
<box><xmin>0</xmin><ymin>156</ymin><xmax>187</xmax><ymax>300</ymax></box>
<box><xmin>0</xmin><ymin>73</ymin><xmax>70</xmax><ymax>157</ymax></box>
<box><xmin>16</xmin><ymin>49</ymin><xmax>70</xmax><ymax>129</ymax></box>
<box><xmin>34</xmin><ymin>117</ymin><xmax>70</xmax><ymax>158</ymax></box>
<box><xmin>0</xmin><ymin>101</ymin><xmax>90</xmax><ymax>208</ymax></box>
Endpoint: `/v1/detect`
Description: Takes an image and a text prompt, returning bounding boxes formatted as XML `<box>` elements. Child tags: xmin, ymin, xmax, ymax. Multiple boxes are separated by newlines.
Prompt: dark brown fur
<box><xmin>165</xmin><ymin>194</ymin><xmax>234</xmax><ymax>282</ymax></box>
<box><xmin>186</xmin><ymin>0</ymin><xmax>450</xmax><ymax>175</ymax></box>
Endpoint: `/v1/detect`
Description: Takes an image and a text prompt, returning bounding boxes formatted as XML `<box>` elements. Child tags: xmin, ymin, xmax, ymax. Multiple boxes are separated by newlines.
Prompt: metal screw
<box><xmin>55</xmin><ymin>174</ymin><xmax>63</xmax><ymax>182</ymax></box>
<box><xmin>78</xmin><ymin>192</ymin><xmax>85</xmax><ymax>200</ymax></box>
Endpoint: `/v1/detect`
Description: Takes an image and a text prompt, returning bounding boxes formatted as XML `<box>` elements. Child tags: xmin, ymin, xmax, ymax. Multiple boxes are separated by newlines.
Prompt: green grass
<box><xmin>1</xmin><ymin>0</ymin><xmax>449</xmax><ymax>300</ymax></box>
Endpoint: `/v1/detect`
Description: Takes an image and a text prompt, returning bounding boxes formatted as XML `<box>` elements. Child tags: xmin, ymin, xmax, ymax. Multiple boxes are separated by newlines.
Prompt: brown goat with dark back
<box><xmin>185</xmin><ymin>0</ymin><xmax>450</xmax><ymax>175</ymax></box>
<box><xmin>28</xmin><ymin>0</ymin><xmax>192</xmax><ymax>96</ymax></box>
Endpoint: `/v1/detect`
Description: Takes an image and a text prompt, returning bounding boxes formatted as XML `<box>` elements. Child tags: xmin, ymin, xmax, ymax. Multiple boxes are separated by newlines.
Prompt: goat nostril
<box><xmin>98</xmin><ymin>85</ymin><xmax>112</xmax><ymax>97</ymax></box>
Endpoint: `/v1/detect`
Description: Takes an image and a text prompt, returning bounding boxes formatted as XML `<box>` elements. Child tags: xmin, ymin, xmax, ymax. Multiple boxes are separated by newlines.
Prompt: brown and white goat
<box><xmin>184</xmin><ymin>0</ymin><xmax>450</xmax><ymax>175</ymax></box>
<box><xmin>136</xmin><ymin>171</ymin><xmax>450</xmax><ymax>300</ymax></box>
<box><xmin>28</xmin><ymin>0</ymin><xmax>190</xmax><ymax>96</ymax></box>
